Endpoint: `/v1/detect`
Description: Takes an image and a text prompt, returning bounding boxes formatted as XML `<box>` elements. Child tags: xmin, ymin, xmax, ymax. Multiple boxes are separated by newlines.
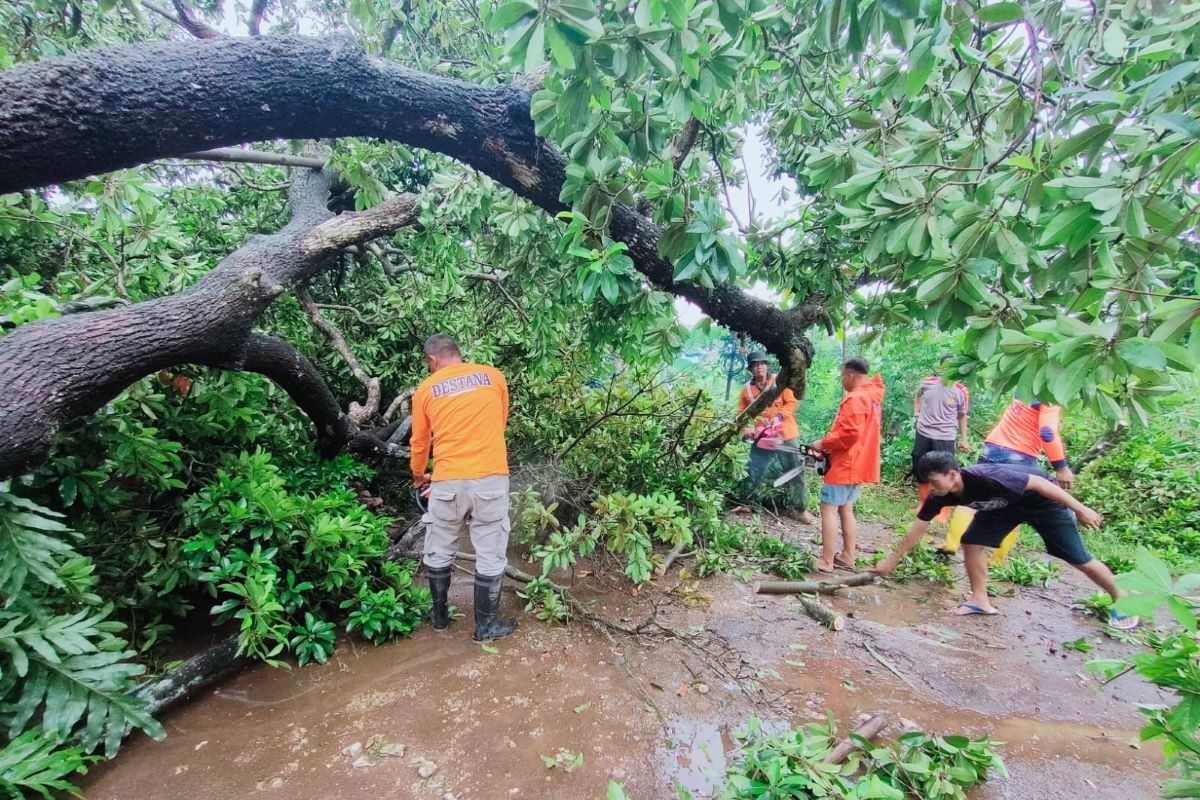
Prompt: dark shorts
<box><xmin>912</xmin><ymin>433</ymin><xmax>955</xmax><ymax>480</ymax></box>
<box><xmin>961</xmin><ymin>495</ymin><xmax>1093</xmax><ymax>565</ymax></box>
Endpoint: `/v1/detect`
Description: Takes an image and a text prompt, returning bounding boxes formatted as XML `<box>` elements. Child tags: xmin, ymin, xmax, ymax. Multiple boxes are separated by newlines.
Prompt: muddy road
<box><xmin>81</xmin><ymin>519</ymin><xmax>1169</xmax><ymax>798</ymax></box>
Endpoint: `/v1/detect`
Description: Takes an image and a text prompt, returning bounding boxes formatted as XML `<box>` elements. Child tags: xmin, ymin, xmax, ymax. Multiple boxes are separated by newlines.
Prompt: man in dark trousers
<box><xmin>870</xmin><ymin>451</ymin><xmax>1138</xmax><ymax>629</ymax></box>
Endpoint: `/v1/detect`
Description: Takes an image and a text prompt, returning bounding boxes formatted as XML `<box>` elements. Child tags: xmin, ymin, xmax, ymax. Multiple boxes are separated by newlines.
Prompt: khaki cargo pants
<box><xmin>423</xmin><ymin>474</ymin><xmax>510</xmax><ymax>577</ymax></box>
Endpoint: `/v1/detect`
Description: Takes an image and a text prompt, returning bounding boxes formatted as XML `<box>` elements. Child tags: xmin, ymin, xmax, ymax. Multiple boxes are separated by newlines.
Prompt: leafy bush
<box><xmin>706</xmin><ymin>715</ymin><xmax>1005</xmax><ymax>800</ymax></box>
<box><xmin>1074</xmin><ymin>412</ymin><xmax>1200</xmax><ymax>574</ymax></box>
<box><xmin>867</xmin><ymin>544</ymin><xmax>954</xmax><ymax>584</ymax></box>
<box><xmin>989</xmin><ymin>554</ymin><xmax>1061</xmax><ymax>588</ymax></box>
<box><xmin>1088</xmin><ymin>549</ymin><xmax>1200</xmax><ymax>797</ymax></box>
<box><xmin>695</xmin><ymin>518</ymin><xmax>815</xmax><ymax>581</ymax></box>
<box><xmin>181</xmin><ymin>450</ymin><xmax>428</xmax><ymax>663</ymax></box>
<box><xmin>0</xmin><ymin>485</ymin><xmax>162</xmax><ymax>795</ymax></box>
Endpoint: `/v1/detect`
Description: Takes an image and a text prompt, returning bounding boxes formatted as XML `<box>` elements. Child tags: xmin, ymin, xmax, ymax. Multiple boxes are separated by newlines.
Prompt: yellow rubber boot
<box><xmin>989</xmin><ymin>528</ymin><xmax>1021</xmax><ymax>566</ymax></box>
<box><xmin>939</xmin><ymin>506</ymin><xmax>975</xmax><ymax>553</ymax></box>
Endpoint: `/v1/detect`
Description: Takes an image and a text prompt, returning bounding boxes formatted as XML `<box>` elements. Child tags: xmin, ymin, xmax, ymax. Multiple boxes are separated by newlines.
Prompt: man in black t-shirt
<box><xmin>870</xmin><ymin>451</ymin><xmax>1138</xmax><ymax>629</ymax></box>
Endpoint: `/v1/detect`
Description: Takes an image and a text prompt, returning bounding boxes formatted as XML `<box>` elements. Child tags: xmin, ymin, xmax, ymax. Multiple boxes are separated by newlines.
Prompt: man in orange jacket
<box><xmin>811</xmin><ymin>357</ymin><xmax>885</xmax><ymax>574</ymax></box>
<box><xmin>736</xmin><ymin>350</ymin><xmax>813</xmax><ymax>524</ymax></box>
<box><xmin>411</xmin><ymin>333</ymin><xmax>517</xmax><ymax>642</ymax></box>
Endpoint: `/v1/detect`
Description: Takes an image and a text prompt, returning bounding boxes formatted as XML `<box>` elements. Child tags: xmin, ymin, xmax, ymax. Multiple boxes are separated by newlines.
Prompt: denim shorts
<box><xmin>819</xmin><ymin>483</ymin><xmax>861</xmax><ymax>507</ymax></box>
<box><xmin>978</xmin><ymin>443</ymin><xmax>1038</xmax><ymax>467</ymax></box>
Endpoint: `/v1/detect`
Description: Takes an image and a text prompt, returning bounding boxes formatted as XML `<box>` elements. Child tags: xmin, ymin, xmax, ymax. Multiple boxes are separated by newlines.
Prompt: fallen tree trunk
<box><xmin>797</xmin><ymin>595</ymin><xmax>845</xmax><ymax>631</ymax></box>
<box><xmin>826</xmin><ymin>714</ymin><xmax>887</xmax><ymax>765</ymax></box>
<box><xmin>133</xmin><ymin>634</ymin><xmax>244</xmax><ymax>716</ymax></box>
<box><xmin>753</xmin><ymin>574</ymin><xmax>877</xmax><ymax>594</ymax></box>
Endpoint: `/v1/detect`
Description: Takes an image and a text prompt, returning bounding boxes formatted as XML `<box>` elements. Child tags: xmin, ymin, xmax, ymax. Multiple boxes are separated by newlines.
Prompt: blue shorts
<box><xmin>820</xmin><ymin>484</ymin><xmax>861</xmax><ymax>507</ymax></box>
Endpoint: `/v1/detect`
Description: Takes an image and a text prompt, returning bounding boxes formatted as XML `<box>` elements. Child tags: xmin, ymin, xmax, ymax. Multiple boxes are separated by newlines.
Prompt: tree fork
<box><xmin>0</xmin><ymin>169</ymin><xmax>420</xmax><ymax>477</ymax></box>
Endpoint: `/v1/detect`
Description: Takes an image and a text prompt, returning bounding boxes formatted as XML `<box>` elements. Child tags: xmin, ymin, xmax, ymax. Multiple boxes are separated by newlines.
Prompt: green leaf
<box><xmin>975</xmin><ymin>2</ymin><xmax>1023</xmax><ymax>23</ymax></box>
<box><xmin>1051</xmin><ymin>124</ymin><xmax>1114</xmax><ymax>166</ymax></box>
<box><xmin>1116</xmin><ymin>338</ymin><xmax>1166</xmax><ymax>371</ymax></box>
<box><xmin>1141</xmin><ymin>61</ymin><xmax>1199</xmax><ymax>107</ymax></box>
<box><xmin>905</xmin><ymin>41</ymin><xmax>935</xmax><ymax>99</ymax></box>
<box><xmin>1151</xmin><ymin>113</ymin><xmax>1200</xmax><ymax>140</ymax></box>
<box><xmin>1038</xmin><ymin>204</ymin><xmax>1093</xmax><ymax>248</ymax></box>
<box><xmin>915</xmin><ymin>271</ymin><xmax>956</xmax><ymax>302</ymax></box>
<box><xmin>879</xmin><ymin>0</ymin><xmax>920</xmax><ymax>18</ymax></box>
<box><xmin>490</xmin><ymin>0</ymin><xmax>538</xmax><ymax>31</ymax></box>
<box><xmin>524</xmin><ymin>22</ymin><xmax>546</xmax><ymax>73</ymax></box>
<box><xmin>1101</xmin><ymin>23</ymin><xmax>1126</xmax><ymax>59</ymax></box>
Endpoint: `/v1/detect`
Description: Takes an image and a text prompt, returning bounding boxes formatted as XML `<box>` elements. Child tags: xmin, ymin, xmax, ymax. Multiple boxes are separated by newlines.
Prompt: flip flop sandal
<box><xmin>833</xmin><ymin>556</ymin><xmax>856</xmax><ymax>572</ymax></box>
<box><xmin>954</xmin><ymin>603</ymin><xmax>999</xmax><ymax>616</ymax></box>
<box><xmin>1108</xmin><ymin>610</ymin><xmax>1140</xmax><ymax>631</ymax></box>
<box><xmin>814</xmin><ymin>564</ymin><xmax>836</xmax><ymax>575</ymax></box>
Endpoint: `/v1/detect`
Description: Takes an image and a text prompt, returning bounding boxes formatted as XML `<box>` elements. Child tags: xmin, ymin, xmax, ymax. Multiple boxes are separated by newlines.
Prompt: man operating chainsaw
<box><xmin>736</xmin><ymin>350</ymin><xmax>813</xmax><ymax>524</ymax></box>
<box><xmin>412</xmin><ymin>333</ymin><xmax>518</xmax><ymax>642</ymax></box>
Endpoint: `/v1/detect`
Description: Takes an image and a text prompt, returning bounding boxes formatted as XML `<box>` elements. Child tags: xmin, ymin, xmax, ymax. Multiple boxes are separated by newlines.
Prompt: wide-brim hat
<box><xmin>746</xmin><ymin>350</ymin><xmax>769</xmax><ymax>368</ymax></box>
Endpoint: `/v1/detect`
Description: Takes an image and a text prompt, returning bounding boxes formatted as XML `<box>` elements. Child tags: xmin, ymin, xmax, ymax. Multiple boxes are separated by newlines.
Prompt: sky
<box><xmin>675</xmin><ymin>126</ymin><xmax>793</xmax><ymax>327</ymax></box>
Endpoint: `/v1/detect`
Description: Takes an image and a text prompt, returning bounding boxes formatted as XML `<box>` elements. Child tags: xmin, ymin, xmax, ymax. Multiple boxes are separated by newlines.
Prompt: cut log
<box><xmin>655</xmin><ymin>543</ymin><xmax>686</xmax><ymax>577</ymax></box>
<box><xmin>134</xmin><ymin>634</ymin><xmax>244</xmax><ymax>716</ymax></box>
<box><xmin>826</xmin><ymin>714</ymin><xmax>887</xmax><ymax>765</ymax></box>
<box><xmin>797</xmin><ymin>595</ymin><xmax>845</xmax><ymax>631</ymax></box>
<box><xmin>753</xmin><ymin>573</ymin><xmax>877</xmax><ymax>595</ymax></box>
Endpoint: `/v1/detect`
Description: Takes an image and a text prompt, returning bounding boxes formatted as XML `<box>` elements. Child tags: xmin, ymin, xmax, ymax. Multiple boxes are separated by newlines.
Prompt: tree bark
<box><xmin>0</xmin><ymin>35</ymin><xmax>820</xmax><ymax>391</ymax></box>
<box><xmin>752</xmin><ymin>574</ymin><xmax>877</xmax><ymax>594</ymax></box>
<box><xmin>133</xmin><ymin>634</ymin><xmax>244</xmax><ymax>716</ymax></box>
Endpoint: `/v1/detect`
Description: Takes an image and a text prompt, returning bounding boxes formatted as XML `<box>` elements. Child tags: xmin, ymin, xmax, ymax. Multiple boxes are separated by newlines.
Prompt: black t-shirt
<box><xmin>917</xmin><ymin>464</ymin><xmax>1052</xmax><ymax>521</ymax></box>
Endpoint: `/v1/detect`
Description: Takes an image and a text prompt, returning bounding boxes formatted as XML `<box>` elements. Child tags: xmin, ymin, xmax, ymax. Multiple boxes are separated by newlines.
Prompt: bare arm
<box><xmin>869</xmin><ymin>518</ymin><xmax>932</xmax><ymax>575</ymax></box>
<box><xmin>1026</xmin><ymin>475</ymin><xmax>1102</xmax><ymax>528</ymax></box>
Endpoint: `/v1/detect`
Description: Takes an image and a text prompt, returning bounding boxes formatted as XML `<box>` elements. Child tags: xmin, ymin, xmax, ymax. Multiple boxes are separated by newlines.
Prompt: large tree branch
<box><xmin>0</xmin><ymin>169</ymin><xmax>421</xmax><ymax>477</ymax></box>
<box><xmin>0</xmin><ymin>36</ymin><xmax>821</xmax><ymax>466</ymax></box>
<box><xmin>296</xmin><ymin>286</ymin><xmax>382</xmax><ymax>424</ymax></box>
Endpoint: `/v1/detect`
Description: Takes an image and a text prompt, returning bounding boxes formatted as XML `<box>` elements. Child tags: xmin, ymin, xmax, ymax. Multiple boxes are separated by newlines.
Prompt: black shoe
<box><xmin>473</xmin><ymin>573</ymin><xmax>518</xmax><ymax>642</ymax></box>
<box><xmin>427</xmin><ymin>565</ymin><xmax>451</xmax><ymax>630</ymax></box>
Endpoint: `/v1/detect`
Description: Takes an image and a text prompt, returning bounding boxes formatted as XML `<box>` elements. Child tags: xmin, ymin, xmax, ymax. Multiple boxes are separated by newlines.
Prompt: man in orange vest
<box><xmin>812</xmin><ymin>357</ymin><xmax>886</xmax><ymax>573</ymax></box>
<box><xmin>937</xmin><ymin>397</ymin><xmax>1073</xmax><ymax>559</ymax></box>
<box><xmin>736</xmin><ymin>350</ymin><xmax>813</xmax><ymax>524</ymax></box>
<box><xmin>411</xmin><ymin>333</ymin><xmax>517</xmax><ymax>642</ymax></box>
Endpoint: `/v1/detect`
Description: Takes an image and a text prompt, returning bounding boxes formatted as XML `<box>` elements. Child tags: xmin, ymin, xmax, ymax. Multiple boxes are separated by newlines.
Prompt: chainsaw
<box><xmin>747</xmin><ymin>420</ymin><xmax>830</xmax><ymax>486</ymax></box>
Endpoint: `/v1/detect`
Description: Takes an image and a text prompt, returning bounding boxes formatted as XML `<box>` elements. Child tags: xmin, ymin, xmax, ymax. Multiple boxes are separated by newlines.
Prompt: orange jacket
<box><xmin>985</xmin><ymin>398</ymin><xmax>1068</xmax><ymax>467</ymax></box>
<box><xmin>737</xmin><ymin>374</ymin><xmax>800</xmax><ymax>441</ymax></box>
<box><xmin>815</xmin><ymin>374</ymin><xmax>885</xmax><ymax>485</ymax></box>
<box><xmin>410</xmin><ymin>362</ymin><xmax>509</xmax><ymax>481</ymax></box>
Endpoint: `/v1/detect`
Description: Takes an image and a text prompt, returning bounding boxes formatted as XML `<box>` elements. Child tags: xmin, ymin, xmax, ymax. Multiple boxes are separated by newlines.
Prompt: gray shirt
<box><xmin>916</xmin><ymin>379</ymin><xmax>968</xmax><ymax>441</ymax></box>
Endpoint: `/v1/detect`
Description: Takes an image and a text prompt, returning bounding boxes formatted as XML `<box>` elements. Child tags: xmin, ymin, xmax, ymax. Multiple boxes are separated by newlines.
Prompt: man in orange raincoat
<box><xmin>811</xmin><ymin>357</ymin><xmax>885</xmax><ymax>573</ymax></box>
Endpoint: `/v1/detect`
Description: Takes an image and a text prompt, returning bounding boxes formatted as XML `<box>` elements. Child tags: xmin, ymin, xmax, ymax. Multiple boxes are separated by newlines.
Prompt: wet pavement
<box><xmin>81</xmin><ymin>520</ymin><xmax>1170</xmax><ymax>799</ymax></box>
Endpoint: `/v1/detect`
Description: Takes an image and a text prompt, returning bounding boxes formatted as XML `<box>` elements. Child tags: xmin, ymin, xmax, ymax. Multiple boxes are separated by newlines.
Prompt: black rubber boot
<box><xmin>427</xmin><ymin>565</ymin><xmax>451</xmax><ymax>630</ymax></box>
<box><xmin>473</xmin><ymin>573</ymin><xmax>518</xmax><ymax>642</ymax></box>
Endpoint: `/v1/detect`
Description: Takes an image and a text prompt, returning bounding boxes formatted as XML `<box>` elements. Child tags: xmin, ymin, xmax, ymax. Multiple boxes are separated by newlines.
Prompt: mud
<box><xmin>81</xmin><ymin>520</ymin><xmax>1169</xmax><ymax>799</ymax></box>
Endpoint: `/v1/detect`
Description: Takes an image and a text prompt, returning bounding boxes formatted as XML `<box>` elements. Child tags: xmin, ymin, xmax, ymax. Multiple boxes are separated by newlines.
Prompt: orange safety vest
<box><xmin>737</xmin><ymin>374</ymin><xmax>800</xmax><ymax>441</ymax></box>
<box><xmin>410</xmin><ymin>362</ymin><xmax>510</xmax><ymax>481</ymax></box>
<box><xmin>984</xmin><ymin>398</ymin><xmax>1068</xmax><ymax>467</ymax></box>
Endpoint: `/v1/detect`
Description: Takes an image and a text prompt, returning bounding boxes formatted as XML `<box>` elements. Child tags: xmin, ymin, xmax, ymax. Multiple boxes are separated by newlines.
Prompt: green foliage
<box><xmin>695</xmin><ymin>518</ymin><xmax>815</xmax><ymax>581</ymax></box>
<box><xmin>713</xmin><ymin>715</ymin><xmax>1004</xmax><ymax>799</ymax></box>
<box><xmin>989</xmin><ymin>554</ymin><xmax>1061</xmax><ymax>588</ymax></box>
<box><xmin>1074</xmin><ymin>403</ymin><xmax>1200</xmax><ymax>573</ymax></box>
<box><xmin>0</xmin><ymin>727</ymin><xmax>97</xmax><ymax>800</ymax></box>
<box><xmin>867</xmin><ymin>543</ymin><xmax>954</xmax><ymax>584</ymax></box>
<box><xmin>1088</xmin><ymin>549</ymin><xmax>1200</xmax><ymax>796</ymax></box>
<box><xmin>0</xmin><ymin>486</ymin><xmax>162</xmax><ymax>795</ymax></box>
<box><xmin>182</xmin><ymin>451</ymin><xmax>428</xmax><ymax>662</ymax></box>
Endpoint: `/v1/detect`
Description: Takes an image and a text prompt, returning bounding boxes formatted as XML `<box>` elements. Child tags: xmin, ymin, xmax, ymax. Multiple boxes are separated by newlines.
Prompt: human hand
<box><xmin>958</xmin><ymin>439</ymin><xmax>971</xmax><ymax>453</ymax></box>
<box><xmin>740</xmin><ymin>426</ymin><xmax>755</xmax><ymax>440</ymax></box>
<box><xmin>413</xmin><ymin>473</ymin><xmax>432</xmax><ymax>490</ymax></box>
<box><xmin>1055</xmin><ymin>466</ymin><xmax>1075</xmax><ymax>489</ymax></box>
<box><xmin>1077</xmin><ymin>505</ymin><xmax>1103</xmax><ymax>529</ymax></box>
<box><xmin>869</xmin><ymin>557</ymin><xmax>898</xmax><ymax>576</ymax></box>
